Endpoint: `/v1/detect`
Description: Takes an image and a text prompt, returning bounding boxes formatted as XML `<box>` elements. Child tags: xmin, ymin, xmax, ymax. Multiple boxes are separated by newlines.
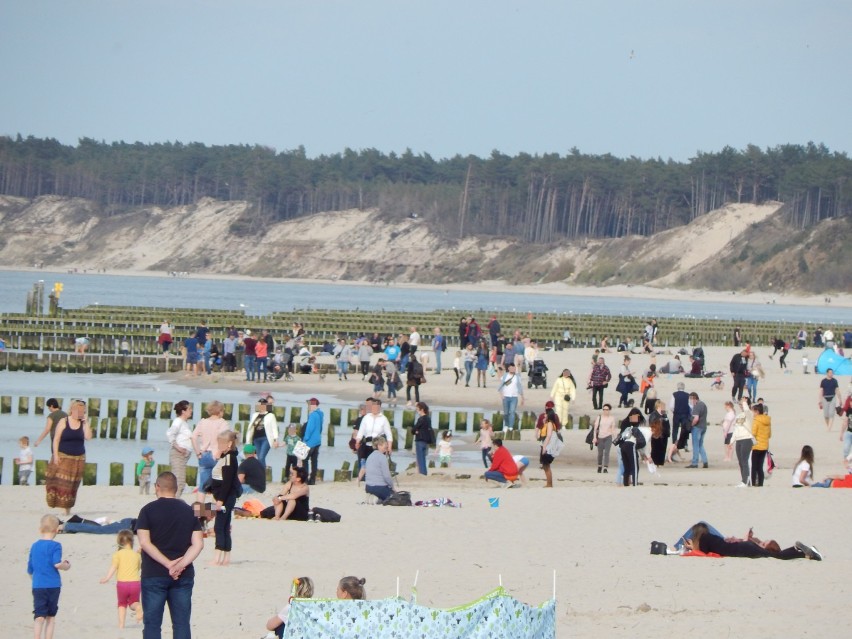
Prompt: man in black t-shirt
<box><xmin>137</xmin><ymin>472</ymin><xmax>203</xmax><ymax>639</ymax></box>
<box><xmin>238</xmin><ymin>444</ymin><xmax>267</xmax><ymax>494</ymax></box>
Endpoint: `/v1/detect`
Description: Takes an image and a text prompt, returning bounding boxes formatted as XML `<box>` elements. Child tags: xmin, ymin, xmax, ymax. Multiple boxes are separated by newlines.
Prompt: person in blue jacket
<box><xmin>303</xmin><ymin>398</ymin><xmax>324</xmax><ymax>485</ymax></box>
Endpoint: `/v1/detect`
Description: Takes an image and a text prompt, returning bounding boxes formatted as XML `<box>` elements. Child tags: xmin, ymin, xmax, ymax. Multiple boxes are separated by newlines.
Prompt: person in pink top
<box><xmin>475</xmin><ymin>419</ymin><xmax>494</xmax><ymax>468</ymax></box>
<box><xmin>191</xmin><ymin>400</ymin><xmax>229</xmax><ymax>491</ymax></box>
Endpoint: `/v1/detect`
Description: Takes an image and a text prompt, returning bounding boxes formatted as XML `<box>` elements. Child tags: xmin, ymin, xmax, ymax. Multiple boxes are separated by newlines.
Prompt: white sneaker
<box><xmin>735</xmin><ymin>482</ymin><xmax>747</xmax><ymax>488</ymax></box>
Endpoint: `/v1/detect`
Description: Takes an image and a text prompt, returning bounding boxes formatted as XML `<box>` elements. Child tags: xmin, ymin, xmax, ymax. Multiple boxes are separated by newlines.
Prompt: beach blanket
<box><xmin>413</xmin><ymin>498</ymin><xmax>461</xmax><ymax>508</ymax></box>
<box><xmin>284</xmin><ymin>587</ymin><xmax>555</xmax><ymax>638</ymax></box>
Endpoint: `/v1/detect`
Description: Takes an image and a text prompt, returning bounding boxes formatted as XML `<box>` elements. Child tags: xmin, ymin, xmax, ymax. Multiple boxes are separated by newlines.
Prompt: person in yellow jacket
<box><xmin>550</xmin><ymin>369</ymin><xmax>577</xmax><ymax>425</ymax></box>
<box><xmin>750</xmin><ymin>404</ymin><xmax>772</xmax><ymax>487</ymax></box>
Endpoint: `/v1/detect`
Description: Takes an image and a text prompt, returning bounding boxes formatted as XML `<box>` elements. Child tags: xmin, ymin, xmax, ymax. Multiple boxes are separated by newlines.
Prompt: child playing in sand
<box><xmin>28</xmin><ymin>514</ymin><xmax>71</xmax><ymax>639</ymax></box>
<box><xmin>99</xmin><ymin>529</ymin><xmax>142</xmax><ymax>628</ymax></box>
<box><xmin>453</xmin><ymin>351</ymin><xmax>462</xmax><ymax>385</ymax></box>
<box><xmin>475</xmin><ymin>420</ymin><xmax>494</xmax><ymax>468</ymax></box>
<box><xmin>136</xmin><ymin>447</ymin><xmax>155</xmax><ymax>494</ymax></box>
<box><xmin>436</xmin><ymin>431</ymin><xmax>454</xmax><ymax>467</ymax></box>
<box><xmin>15</xmin><ymin>435</ymin><xmax>33</xmax><ymax>486</ymax></box>
<box><xmin>265</xmin><ymin>576</ymin><xmax>314</xmax><ymax>638</ymax></box>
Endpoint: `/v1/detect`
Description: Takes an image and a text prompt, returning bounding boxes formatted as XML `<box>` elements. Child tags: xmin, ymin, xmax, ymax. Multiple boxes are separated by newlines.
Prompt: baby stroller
<box><xmin>528</xmin><ymin>359</ymin><xmax>548</xmax><ymax>389</ymax></box>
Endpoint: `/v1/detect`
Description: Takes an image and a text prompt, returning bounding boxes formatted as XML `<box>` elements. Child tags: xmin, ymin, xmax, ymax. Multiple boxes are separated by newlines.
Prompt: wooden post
<box><xmin>109</xmin><ymin>463</ymin><xmax>124</xmax><ymax>486</ymax></box>
<box><xmin>159</xmin><ymin>401</ymin><xmax>173</xmax><ymax>419</ymax></box>
<box><xmin>18</xmin><ymin>396</ymin><xmax>29</xmax><ymax>414</ymax></box>
<box><xmin>83</xmin><ymin>463</ymin><xmax>97</xmax><ymax>486</ymax></box>
<box><xmin>144</xmin><ymin>401</ymin><xmax>157</xmax><ymax>419</ymax></box>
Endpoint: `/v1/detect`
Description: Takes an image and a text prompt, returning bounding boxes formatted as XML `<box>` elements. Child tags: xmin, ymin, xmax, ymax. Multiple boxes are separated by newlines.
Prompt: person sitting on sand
<box><xmin>681</xmin><ymin>522</ymin><xmax>821</xmax><ymax>560</ymax></box>
<box><xmin>358</xmin><ymin>435</ymin><xmax>395</xmax><ymax>503</ymax></box>
<box><xmin>265</xmin><ymin>576</ymin><xmax>314</xmax><ymax>639</ymax></box>
<box><xmin>337</xmin><ymin>576</ymin><xmax>367</xmax><ymax>600</ymax></box>
<box><xmin>267</xmin><ymin>467</ymin><xmax>311</xmax><ymax>521</ymax></box>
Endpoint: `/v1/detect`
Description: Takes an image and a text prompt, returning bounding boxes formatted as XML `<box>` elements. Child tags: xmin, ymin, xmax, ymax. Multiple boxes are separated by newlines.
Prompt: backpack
<box><xmin>382</xmin><ymin>491</ymin><xmax>412</xmax><ymax>506</ymax></box>
<box><xmin>440</xmin><ymin>336</ymin><xmax>447</xmax><ymax>352</ymax></box>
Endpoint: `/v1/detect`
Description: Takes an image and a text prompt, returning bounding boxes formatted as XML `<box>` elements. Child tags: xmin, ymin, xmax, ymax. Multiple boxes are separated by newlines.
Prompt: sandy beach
<box><xmin>2</xmin><ymin>343</ymin><xmax>851</xmax><ymax>637</ymax></box>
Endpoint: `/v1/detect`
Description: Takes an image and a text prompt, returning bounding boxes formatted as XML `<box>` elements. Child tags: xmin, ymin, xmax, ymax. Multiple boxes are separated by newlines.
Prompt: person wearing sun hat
<box><xmin>238</xmin><ymin>444</ymin><xmax>266</xmax><ymax>494</ymax></box>
<box><xmin>303</xmin><ymin>398</ymin><xmax>324</xmax><ymax>485</ymax></box>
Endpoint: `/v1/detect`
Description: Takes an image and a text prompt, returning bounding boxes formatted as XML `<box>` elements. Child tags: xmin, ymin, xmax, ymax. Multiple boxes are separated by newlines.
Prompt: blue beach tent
<box><xmin>816</xmin><ymin>348</ymin><xmax>852</xmax><ymax>375</ymax></box>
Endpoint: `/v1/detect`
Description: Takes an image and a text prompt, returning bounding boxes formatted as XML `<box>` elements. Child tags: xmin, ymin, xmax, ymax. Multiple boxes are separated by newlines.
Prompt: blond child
<box><xmin>265</xmin><ymin>576</ymin><xmax>314</xmax><ymax>638</ymax></box>
<box><xmin>436</xmin><ymin>431</ymin><xmax>454</xmax><ymax>467</ymax></box>
<box><xmin>135</xmin><ymin>447</ymin><xmax>155</xmax><ymax>494</ymax></box>
<box><xmin>475</xmin><ymin>420</ymin><xmax>494</xmax><ymax>468</ymax></box>
<box><xmin>99</xmin><ymin>529</ymin><xmax>142</xmax><ymax>628</ymax></box>
<box><xmin>28</xmin><ymin>514</ymin><xmax>71</xmax><ymax>639</ymax></box>
<box><xmin>15</xmin><ymin>435</ymin><xmax>34</xmax><ymax>486</ymax></box>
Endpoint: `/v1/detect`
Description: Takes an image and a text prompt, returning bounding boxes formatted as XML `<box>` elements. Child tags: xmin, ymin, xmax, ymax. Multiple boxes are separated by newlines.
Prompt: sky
<box><xmin>1</xmin><ymin>0</ymin><xmax>850</xmax><ymax>161</ymax></box>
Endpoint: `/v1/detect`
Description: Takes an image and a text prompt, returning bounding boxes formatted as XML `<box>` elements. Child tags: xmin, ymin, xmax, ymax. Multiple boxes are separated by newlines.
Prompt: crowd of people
<box><xmin>21</xmin><ymin>313</ymin><xmax>852</xmax><ymax>639</ymax></box>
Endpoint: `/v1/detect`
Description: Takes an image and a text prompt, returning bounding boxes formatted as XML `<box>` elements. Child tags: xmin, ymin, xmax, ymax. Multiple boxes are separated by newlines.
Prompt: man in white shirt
<box><xmin>409</xmin><ymin>327</ymin><xmax>421</xmax><ymax>357</ymax></box>
<box><xmin>355</xmin><ymin>398</ymin><xmax>394</xmax><ymax>464</ymax></box>
<box><xmin>498</xmin><ymin>363</ymin><xmax>525</xmax><ymax>430</ymax></box>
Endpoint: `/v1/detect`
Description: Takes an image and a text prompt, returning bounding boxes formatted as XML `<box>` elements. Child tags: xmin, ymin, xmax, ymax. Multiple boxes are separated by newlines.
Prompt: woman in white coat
<box><xmin>245</xmin><ymin>397</ymin><xmax>279</xmax><ymax>467</ymax></box>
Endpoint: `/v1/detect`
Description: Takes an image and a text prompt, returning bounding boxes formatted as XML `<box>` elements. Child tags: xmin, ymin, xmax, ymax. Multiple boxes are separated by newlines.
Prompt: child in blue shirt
<box><xmin>28</xmin><ymin>514</ymin><xmax>71</xmax><ymax>639</ymax></box>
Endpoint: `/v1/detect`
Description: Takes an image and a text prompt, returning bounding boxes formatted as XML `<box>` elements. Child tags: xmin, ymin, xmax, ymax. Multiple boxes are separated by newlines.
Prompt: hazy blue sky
<box><xmin>1</xmin><ymin>1</ymin><xmax>850</xmax><ymax>160</ymax></box>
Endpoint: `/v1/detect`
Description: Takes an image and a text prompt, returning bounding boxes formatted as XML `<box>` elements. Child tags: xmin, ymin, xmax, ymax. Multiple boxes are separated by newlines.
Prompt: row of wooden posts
<box><xmin>1</xmin><ymin>395</ymin><xmax>594</xmax><ymax>486</ymax></box>
<box><xmin>3</xmin><ymin>304</ymin><xmax>832</xmax><ymax>354</ymax></box>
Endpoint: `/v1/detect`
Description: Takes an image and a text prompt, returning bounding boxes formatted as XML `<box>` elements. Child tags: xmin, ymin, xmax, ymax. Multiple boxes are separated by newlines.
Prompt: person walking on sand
<box><xmin>729</xmin><ymin>349</ymin><xmax>749</xmax><ymax>402</ymax></box>
<box><xmin>498</xmin><ymin>362</ymin><xmax>525</xmax><ymax>430</ymax></box>
<box><xmin>34</xmin><ymin>398</ymin><xmax>67</xmax><ymax>450</ymax></box>
<box><xmin>819</xmin><ymin>368</ymin><xmax>840</xmax><ymax>431</ymax></box>
<box><xmin>731</xmin><ymin>398</ymin><xmax>754</xmax><ymax>487</ymax></box>
<box><xmin>137</xmin><ymin>472</ymin><xmax>204</xmax><ymax>639</ymax></box>
<box><xmin>28</xmin><ymin>514</ymin><xmax>72</xmax><ymax>639</ymax></box>
<box><xmin>46</xmin><ymin>399</ymin><xmax>93</xmax><ymax>514</ymax></box>
<box><xmin>593</xmin><ymin>404</ymin><xmax>617</xmax><ymax>473</ymax></box>
<box><xmin>550</xmin><ymin>369</ymin><xmax>577</xmax><ymax>425</ymax></box>
<box><xmin>685</xmin><ymin>392</ymin><xmax>709</xmax><ymax>469</ymax></box>
<box><xmin>588</xmin><ymin>357</ymin><xmax>612</xmax><ymax>411</ymax></box>
<box><xmin>166</xmin><ymin>401</ymin><xmax>194</xmax><ymax>497</ymax></box>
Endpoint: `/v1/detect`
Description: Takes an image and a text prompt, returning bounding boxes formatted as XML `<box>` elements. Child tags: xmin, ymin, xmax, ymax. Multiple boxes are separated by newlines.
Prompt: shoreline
<box><xmin>2</xmin><ymin>265</ymin><xmax>849</xmax><ymax>309</ymax></box>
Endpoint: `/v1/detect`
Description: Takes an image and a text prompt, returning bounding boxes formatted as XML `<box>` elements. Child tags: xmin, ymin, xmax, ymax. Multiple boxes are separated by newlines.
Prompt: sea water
<box><xmin>1</xmin><ymin>269</ymin><xmax>849</xmax><ymax>322</ymax></box>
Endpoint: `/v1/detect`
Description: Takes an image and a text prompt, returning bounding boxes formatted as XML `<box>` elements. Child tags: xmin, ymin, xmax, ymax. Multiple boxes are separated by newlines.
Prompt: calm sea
<box><xmin>1</xmin><ymin>269</ymin><xmax>850</xmax><ymax>323</ymax></box>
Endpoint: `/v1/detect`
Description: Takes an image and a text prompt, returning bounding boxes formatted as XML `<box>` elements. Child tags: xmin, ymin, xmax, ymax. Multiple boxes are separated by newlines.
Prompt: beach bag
<box><xmin>310</xmin><ymin>507</ymin><xmax>341</xmax><ymax>522</ymax></box>
<box><xmin>293</xmin><ymin>441</ymin><xmax>310</xmax><ymax>461</ymax></box>
<box><xmin>546</xmin><ymin>431</ymin><xmax>565</xmax><ymax>457</ymax></box>
<box><xmin>650</xmin><ymin>541</ymin><xmax>668</xmax><ymax>555</ymax></box>
<box><xmin>382</xmin><ymin>491</ymin><xmax>412</xmax><ymax>507</ymax></box>
<box><xmin>585</xmin><ymin>428</ymin><xmax>594</xmax><ymax>450</ymax></box>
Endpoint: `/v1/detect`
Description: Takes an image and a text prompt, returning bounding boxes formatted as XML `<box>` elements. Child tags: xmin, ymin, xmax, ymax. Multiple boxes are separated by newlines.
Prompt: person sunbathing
<box><xmin>682</xmin><ymin>522</ymin><xmax>821</xmax><ymax>560</ymax></box>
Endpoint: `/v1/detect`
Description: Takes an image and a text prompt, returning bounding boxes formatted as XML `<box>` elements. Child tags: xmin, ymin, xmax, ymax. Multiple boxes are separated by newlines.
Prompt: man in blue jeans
<box><xmin>498</xmin><ymin>363</ymin><xmax>524</xmax><ymax>430</ymax></box>
<box><xmin>137</xmin><ymin>472</ymin><xmax>204</xmax><ymax>639</ymax></box>
<box><xmin>686</xmin><ymin>392</ymin><xmax>709</xmax><ymax>469</ymax></box>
